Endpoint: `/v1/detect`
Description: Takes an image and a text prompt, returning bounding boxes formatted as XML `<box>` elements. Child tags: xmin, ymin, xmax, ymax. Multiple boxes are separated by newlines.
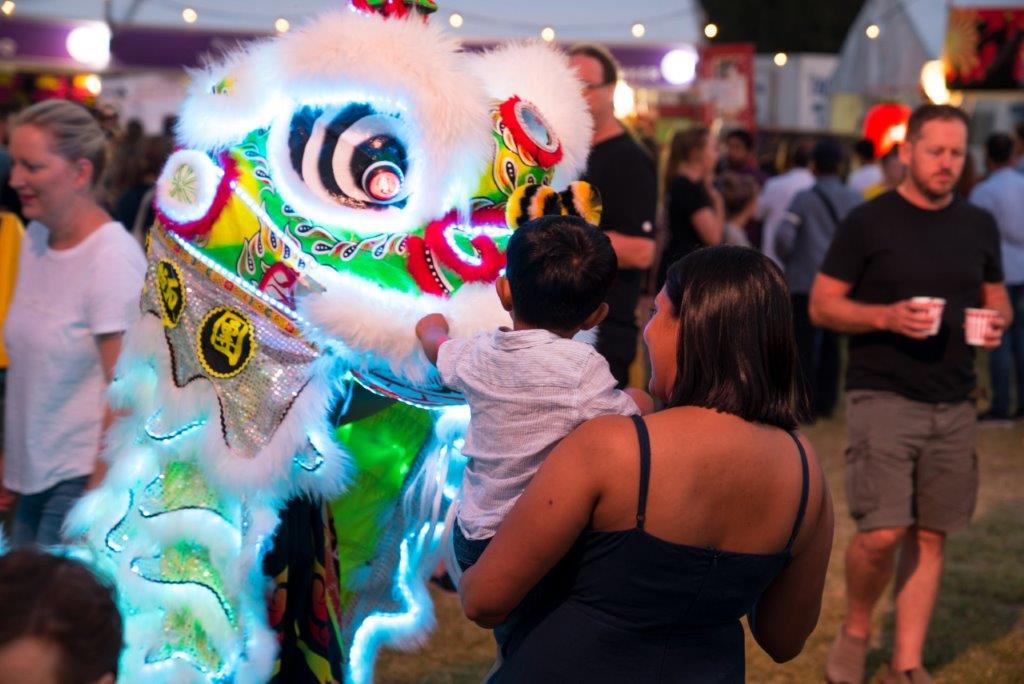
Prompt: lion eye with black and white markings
<box><xmin>288</xmin><ymin>104</ymin><xmax>411</xmax><ymax>210</ymax></box>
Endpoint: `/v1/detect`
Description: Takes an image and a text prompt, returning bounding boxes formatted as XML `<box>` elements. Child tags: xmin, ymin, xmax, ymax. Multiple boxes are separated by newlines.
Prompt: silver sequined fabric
<box><xmin>144</xmin><ymin>227</ymin><xmax>321</xmax><ymax>456</ymax></box>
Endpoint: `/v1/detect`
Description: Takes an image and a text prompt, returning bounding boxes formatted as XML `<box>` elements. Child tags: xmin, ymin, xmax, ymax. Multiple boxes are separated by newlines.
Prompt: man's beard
<box><xmin>908</xmin><ymin>168</ymin><xmax>955</xmax><ymax>203</ymax></box>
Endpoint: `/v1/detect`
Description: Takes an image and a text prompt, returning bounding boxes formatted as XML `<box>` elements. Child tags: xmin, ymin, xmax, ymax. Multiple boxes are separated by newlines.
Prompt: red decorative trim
<box><xmin>258</xmin><ymin>263</ymin><xmax>299</xmax><ymax>309</ymax></box>
<box><xmin>498</xmin><ymin>96</ymin><xmax>563</xmax><ymax>169</ymax></box>
<box><xmin>470</xmin><ymin>207</ymin><xmax>506</xmax><ymax>228</ymax></box>
<box><xmin>154</xmin><ymin>152</ymin><xmax>240</xmax><ymax>242</ymax></box>
<box><xmin>424</xmin><ymin>211</ymin><xmax>506</xmax><ymax>283</ymax></box>
<box><xmin>350</xmin><ymin>0</ymin><xmax>434</xmax><ymax>20</ymax></box>
<box><xmin>405</xmin><ymin>236</ymin><xmax>448</xmax><ymax>297</ymax></box>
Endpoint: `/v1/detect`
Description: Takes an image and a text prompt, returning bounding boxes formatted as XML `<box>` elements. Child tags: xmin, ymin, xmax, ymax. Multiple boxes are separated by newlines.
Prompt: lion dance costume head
<box><xmin>56</xmin><ymin>1</ymin><xmax>596</xmax><ymax>681</ymax></box>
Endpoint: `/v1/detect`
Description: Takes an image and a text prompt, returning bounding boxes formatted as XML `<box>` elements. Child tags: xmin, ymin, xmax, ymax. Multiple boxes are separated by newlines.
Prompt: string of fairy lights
<box><xmin>0</xmin><ymin>1</ymin><xmax>703</xmax><ymax>41</ymax></box>
<box><xmin>0</xmin><ymin>0</ymin><xmax>920</xmax><ymax>67</ymax></box>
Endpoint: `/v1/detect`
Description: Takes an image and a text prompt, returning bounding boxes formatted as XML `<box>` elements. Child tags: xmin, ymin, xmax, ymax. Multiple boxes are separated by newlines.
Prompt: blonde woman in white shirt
<box><xmin>2</xmin><ymin>100</ymin><xmax>146</xmax><ymax>546</ymax></box>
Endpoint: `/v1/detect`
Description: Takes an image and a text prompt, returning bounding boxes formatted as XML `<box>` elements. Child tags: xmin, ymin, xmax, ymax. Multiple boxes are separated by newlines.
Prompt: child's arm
<box><xmin>415</xmin><ymin>313</ymin><xmax>451</xmax><ymax>366</ymax></box>
<box><xmin>625</xmin><ymin>388</ymin><xmax>655</xmax><ymax>416</ymax></box>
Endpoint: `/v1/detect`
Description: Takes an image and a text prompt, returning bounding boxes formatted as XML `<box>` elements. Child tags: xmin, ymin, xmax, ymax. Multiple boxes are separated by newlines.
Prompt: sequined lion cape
<box><xmin>61</xmin><ymin>2</ymin><xmax>593</xmax><ymax>682</ymax></box>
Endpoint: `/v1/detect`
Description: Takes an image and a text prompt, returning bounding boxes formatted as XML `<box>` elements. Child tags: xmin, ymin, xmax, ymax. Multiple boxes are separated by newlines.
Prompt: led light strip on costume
<box><xmin>165</xmin><ymin>229</ymin><xmax>310</xmax><ymax>329</ymax></box>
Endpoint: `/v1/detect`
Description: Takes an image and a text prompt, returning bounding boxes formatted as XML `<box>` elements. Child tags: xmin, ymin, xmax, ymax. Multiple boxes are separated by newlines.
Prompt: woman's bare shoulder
<box><xmin>562</xmin><ymin>414</ymin><xmax>638</xmax><ymax>451</ymax></box>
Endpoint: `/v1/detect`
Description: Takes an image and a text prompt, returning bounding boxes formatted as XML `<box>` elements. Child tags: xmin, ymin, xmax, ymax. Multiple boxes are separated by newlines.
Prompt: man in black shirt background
<box><xmin>568</xmin><ymin>44</ymin><xmax>657</xmax><ymax>388</ymax></box>
<box><xmin>811</xmin><ymin>105</ymin><xmax>1011</xmax><ymax>684</ymax></box>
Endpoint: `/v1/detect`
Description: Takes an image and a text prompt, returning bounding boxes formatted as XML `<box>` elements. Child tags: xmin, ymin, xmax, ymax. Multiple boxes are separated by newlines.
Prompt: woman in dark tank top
<box><xmin>460</xmin><ymin>247</ymin><xmax>835</xmax><ymax>682</ymax></box>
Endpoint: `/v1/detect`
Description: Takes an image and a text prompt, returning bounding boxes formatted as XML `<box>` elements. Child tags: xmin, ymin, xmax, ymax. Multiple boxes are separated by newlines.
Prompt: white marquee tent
<box><xmin>830</xmin><ymin>0</ymin><xmax>1020</xmax><ymax>96</ymax></box>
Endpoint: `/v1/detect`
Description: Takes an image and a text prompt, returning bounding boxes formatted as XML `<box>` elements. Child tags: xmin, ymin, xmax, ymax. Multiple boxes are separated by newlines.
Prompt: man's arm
<box><xmin>979</xmin><ymin>282</ymin><xmax>1012</xmax><ymax>350</ymax></box>
<box><xmin>808</xmin><ymin>273</ymin><xmax>933</xmax><ymax>338</ymax></box>
<box><xmin>605</xmin><ymin>231</ymin><xmax>655</xmax><ymax>269</ymax></box>
<box><xmin>983</xmin><ymin>282</ymin><xmax>1012</xmax><ymax>324</ymax></box>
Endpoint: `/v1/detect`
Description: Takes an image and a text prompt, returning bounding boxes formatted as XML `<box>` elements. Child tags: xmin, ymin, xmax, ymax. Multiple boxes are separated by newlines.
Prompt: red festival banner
<box><xmin>697</xmin><ymin>44</ymin><xmax>757</xmax><ymax>131</ymax></box>
<box><xmin>945</xmin><ymin>7</ymin><xmax>1024</xmax><ymax>90</ymax></box>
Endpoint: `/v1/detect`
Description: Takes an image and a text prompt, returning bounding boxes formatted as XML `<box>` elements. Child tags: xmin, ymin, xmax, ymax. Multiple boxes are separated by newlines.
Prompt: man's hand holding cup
<box><xmin>882</xmin><ymin>298</ymin><xmax>944</xmax><ymax>340</ymax></box>
<box><xmin>965</xmin><ymin>308</ymin><xmax>1005</xmax><ymax>350</ymax></box>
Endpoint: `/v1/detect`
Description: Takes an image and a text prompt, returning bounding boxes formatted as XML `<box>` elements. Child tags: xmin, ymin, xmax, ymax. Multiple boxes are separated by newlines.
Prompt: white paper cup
<box><xmin>911</xmin><ymin>296</ymin><xmax>945</xmax><ymax>337</ymax></box>
<box><xmin>965</xmin><ymin>308</ymin><xmax>999</xmax><ymax>346</ymax></box>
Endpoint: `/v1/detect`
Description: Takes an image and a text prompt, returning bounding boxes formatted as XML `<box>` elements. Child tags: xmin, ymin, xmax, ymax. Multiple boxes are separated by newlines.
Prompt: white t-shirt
<box><xmin>3</xmin><ymin>221</ymin><xmax>146</xmax><ymax>494</ymax></box>
<box><xmin>847</xmin><ymin>163</ymin><xmax>883</xmax><ymax>197</ymax></box>
<box><xmin>438</xmin><ymin>328</ymin><xmax>639</xmax><ymax>540</ymax></box>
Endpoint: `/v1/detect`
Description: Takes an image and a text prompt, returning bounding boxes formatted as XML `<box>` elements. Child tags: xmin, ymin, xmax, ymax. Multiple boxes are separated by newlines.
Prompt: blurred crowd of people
<box><xmin>639</xmin><ymin>109</ymin><xmax>1024</xmax><ymax>424</ymax></box>
<box><xmin>0</xmin><ymin>105</ymin><xmax>174</xmax><ymax>239</ymax></box>
<box><xmin>0</xmin><ymin>41</ymin><xmax>1021</xmax><ymax>683</ymax></box>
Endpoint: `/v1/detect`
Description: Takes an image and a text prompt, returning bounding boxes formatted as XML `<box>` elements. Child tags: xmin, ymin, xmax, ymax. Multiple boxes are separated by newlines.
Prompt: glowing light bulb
<box><xmin>660</xmin><ymin>47</ymin><xmax>698</xmax><ymax>87</ymax></box>
<box><xmin>449</xmin><ymin>13</ymin><xmax>463</xmax><ymax>28</ymax></box>
<box><xmin>704</xmin><ymin>22</ymin><xmax>718</xmax><ymax>39</ymax></box>
<box><xmin>773</xmin><ymin>52</ymin><xmax>788</xmax><ymax>67</ymax></box>
<box><xmin>275</xmin><ymin>18</ymin><xmax>290</xmax><ymax>33</ymax></box>
<box><xmin>84</xmin><ymin>73</ymin><xmax>102</xmax><ymax>96</ymax></box>
<box><xmin>920</xmin><ymin>59</ymin><xmax>951</xmax><ymax>105</ymax></box>
<box><xmin>866</xmin><ymin>24</ymin><xmax>880</xmax><ymax>39</ymax></box>
<box><xmin>540</xmin><ymin>26</ymin><xmax>556</xmax><ymax>42</ymax></box>
<box><xmin>66</xmin><ymin>23</ymin><xmax>111</xmax><ymax>69</ymax></box>
<box><xmin>182</xmin><ymin>7</ymin><xmax>198</xmax><ymax>24</ymax></box>
<box><xmin>631</xmin><ymin>23</ymin><xmax>646</xmax><ymax>38</ymax></box>
<box><xmin>613</xmin><ymin>80</ymin><xmax>635</xmax><ymax>118</ymax></box>
<box><xmin>0</xmin><ymin>1</ymin><xmax>15</xmax><ymax>17</ymax></box>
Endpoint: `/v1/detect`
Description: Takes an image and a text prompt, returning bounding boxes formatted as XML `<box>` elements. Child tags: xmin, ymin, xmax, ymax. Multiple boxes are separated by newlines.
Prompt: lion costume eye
<box><xmin>288</xmin><ymin>104</ymin><xmax>411</xmax><ymax>210</ymax></box>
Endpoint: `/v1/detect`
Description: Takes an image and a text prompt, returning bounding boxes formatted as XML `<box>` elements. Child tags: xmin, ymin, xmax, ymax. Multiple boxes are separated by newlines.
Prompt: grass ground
<box><xmin>376</xmin><ymin>415</ymin><xmax>1024</xmax><ymax>683</ymax></box>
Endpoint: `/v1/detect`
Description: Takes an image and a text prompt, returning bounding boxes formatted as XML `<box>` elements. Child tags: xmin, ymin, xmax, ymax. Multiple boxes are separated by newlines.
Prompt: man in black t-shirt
<box><xmin>810</xmin><ymin>105</ymin><xmax>1011</xmax><ymax>684</ymax></box>
<box><xmin>569</xmin><ymin>44</ymin><xmax>657</xmax><ymax>388</ymax></box>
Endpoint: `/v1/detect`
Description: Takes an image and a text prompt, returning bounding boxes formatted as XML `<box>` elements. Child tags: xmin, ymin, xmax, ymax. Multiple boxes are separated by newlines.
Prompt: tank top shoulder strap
<box><xmin>784</xmin><ymin>430</ymin><xmax>810</xmax><ymax>553</ymax></box>
<box><xmin>630</xmin><ymin>415</ymin><xmax>651</xmax><ymax>530</ymax></box>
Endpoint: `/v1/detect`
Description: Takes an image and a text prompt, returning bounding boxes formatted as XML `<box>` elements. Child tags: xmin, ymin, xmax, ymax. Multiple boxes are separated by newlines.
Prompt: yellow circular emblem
<box><xmin>196</xmin><ymin>306</ymin><xmax>256</xmax><ymax>379</ymax></box>
<box><xmin>156</xmin><ymin>259</ymin><xmax>186</xmax><ymax>328</ymax></box>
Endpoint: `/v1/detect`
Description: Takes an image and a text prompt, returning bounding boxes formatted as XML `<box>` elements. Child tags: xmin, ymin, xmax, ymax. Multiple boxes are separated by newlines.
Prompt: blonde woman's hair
<box><xmin>14</xmin><ymin>100</ymin><xmax>109</xmax><ymax>188</ymax></box>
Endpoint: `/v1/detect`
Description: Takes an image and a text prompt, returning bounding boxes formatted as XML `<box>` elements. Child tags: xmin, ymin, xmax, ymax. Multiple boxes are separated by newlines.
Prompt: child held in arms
<box><xmin>416</xmin><ymin>215</ymin><xmax>652</xmax><ymax>644</ymax></box>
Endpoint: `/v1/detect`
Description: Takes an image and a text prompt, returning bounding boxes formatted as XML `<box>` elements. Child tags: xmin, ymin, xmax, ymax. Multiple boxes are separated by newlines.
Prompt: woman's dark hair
<box><xmin>663</xmin><ymin>246</ymin><xmax>807</xmax><ymax>429</ymax></box>
<box><xmin>661</xmin><ymin>126</ymin><xmax>710</xmax><ymax>197</ymax></box>
<box><xmin>0</xmin><ymin>549</ymin><xmax>123</xmax><ymax>682</ymax></box>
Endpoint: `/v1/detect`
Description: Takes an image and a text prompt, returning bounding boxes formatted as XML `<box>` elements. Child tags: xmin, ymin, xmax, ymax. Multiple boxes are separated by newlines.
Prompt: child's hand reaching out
<box><xmin>416</xmin><ymin>313</ymin><xmax>451</xmax><ymax>365</ymax></box>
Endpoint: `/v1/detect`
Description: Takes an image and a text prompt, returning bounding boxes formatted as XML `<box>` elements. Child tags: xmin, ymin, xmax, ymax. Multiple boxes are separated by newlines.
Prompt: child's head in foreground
<box><xmin>499</xmin><ymin>214</ymin><xmax>617</xmax><ymax>335</ymax></box>
<box><xmin>0</xmin><ymin>548</ymin><xmax>123</xmax><ymax>684</ymax></box>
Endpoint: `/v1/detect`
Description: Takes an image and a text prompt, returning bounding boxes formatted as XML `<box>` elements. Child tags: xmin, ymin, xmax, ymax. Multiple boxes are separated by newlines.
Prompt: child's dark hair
<box><xmin>504</xmin><ymin>215</ymin><xmax>617</xmax><ymax>331</ymax></box>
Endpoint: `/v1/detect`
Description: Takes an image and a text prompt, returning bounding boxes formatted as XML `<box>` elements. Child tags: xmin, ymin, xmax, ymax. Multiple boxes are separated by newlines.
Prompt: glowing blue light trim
<box><xmin>347</xmin><ymin>523</ymin><xmax>445</xmax><ymax>684</ymax></box>
<box><xmin>144</xmin><ymin>411</ymin><xmax>208</xmax><ymax>443</ymax></box>
<box><xmin>104</xmin><ymin>492</ymin><xmax>134</xmax><ymax>553</ymax></box>
<box><xmin>142</xmin><ymin>648</ymin><xmax>234</xmax><ymax>682</ymax></box>
<box><xmin>130</xmin><ymin>557</ymin><xmax>238</xmax><ymax>626</ymax></box>
<box><xmin>165</xmin><ymin>230</ymin><xmax>309</xmax><ymax>328</ymax></box>
<box><xmin>295</xmin><ymin>432</ymin><xmax>328</xmax><ymax>473</ymax></box>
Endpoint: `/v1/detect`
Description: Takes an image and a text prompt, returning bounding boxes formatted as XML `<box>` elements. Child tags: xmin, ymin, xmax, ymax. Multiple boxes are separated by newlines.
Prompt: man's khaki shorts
<box><xmin>845</xmin><ymin>389</ymin><xmax>978</xmax><ymax>533</ymax></box>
